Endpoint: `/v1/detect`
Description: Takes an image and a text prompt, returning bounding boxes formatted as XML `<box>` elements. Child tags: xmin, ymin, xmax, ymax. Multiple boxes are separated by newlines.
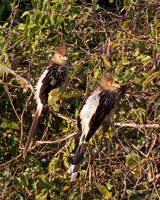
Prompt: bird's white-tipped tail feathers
<box><xmin>23</xmin><ymin>103</ymin><xmax>43</xmax><ymax>158</ymax></box>
<box><xmin>67</xmin><ymin>137</ymin><xmax>87</xmax><ymax>181</ymax></box>
<box><xmin>67</xmin><ymin>164</ymin><xmax>78</xmax><ymax>181</ymax></box>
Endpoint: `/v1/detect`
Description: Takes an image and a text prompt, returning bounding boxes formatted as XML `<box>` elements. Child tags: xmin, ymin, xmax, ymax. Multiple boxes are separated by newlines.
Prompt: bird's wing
<box><xmin>47</xmin><ymin>64</ymin><xmax>68</xmax><ymax>84</ymax></box>
<box><xmin>38</xmin><ymin>64</ymin><xmax>67</xmax><ymax>105</ymax></box>
<box><xmin>86</xmin><ymin>91</ymin><xmax>115</xmax><ymax>142</ymax></box>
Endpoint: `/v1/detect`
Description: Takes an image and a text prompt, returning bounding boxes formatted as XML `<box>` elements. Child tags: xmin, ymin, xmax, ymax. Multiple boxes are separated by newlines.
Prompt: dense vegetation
<box><xmin>0</xmin><ymin>0</ymin><xmax>160</xmax><ymax>199</ymax></box>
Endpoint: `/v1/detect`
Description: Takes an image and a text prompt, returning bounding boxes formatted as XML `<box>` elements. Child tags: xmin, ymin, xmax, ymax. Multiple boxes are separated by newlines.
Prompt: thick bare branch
<box><xmin>110</xmin><ymin>122</ymin><xmax>160</xmax><ymax>129</ymax></box>
<box><xmin>49</xmin><ymin>107</ymin><xmax>160</xmax><ymax>129</ymax></box>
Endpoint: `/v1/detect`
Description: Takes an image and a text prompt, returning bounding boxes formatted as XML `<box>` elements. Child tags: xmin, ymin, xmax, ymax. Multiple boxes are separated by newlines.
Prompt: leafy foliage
<box><xmin>0</xmin><ymin>0</ymin><xmax>160</xmax><ymax>199</ymax></box>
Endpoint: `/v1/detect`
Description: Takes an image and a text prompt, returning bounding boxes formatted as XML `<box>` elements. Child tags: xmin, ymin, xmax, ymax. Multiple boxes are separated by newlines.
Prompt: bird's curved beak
<box><xmin>112</xmin><ymin>82</ymin><xmax>121</xmax><ymax>88</ymax></box>
<box><xmin>62</xmin><ymin>56</ymin><xmax>68</xmax><ymax>60</ymax></box>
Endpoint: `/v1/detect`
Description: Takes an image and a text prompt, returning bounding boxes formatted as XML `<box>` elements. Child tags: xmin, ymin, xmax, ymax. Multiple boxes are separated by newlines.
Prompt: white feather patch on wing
<box><xmin>79</xmin><ymin>88</ymin><xmax>100</xmax><ymax>135</ymax></box>
<box><xmin>67</xmin><ymin>164</ymin><xmax>75</xmax><ymax>174</ymax></box>
<box><xmin>35</xmin><ymin>68</ymin><xmax>49</xmax><ymax>104</ymax></box>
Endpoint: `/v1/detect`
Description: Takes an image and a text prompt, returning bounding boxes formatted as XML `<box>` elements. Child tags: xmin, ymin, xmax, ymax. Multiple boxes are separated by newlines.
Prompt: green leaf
<box><xmin>116</xmin><ymin>31</ymin><xmax>122</xmax><ymax>39</ymax></box>
<box><xmin>48</xmin><ymin>87</ymin><xmax>62</xmax><ymax>111</ymax></box>
<box><xmin>71</xmin><ymin>139</ymin><xmax>75</xmax><ymax>151</ymax></box>
<box><xmin>122</xmin><ymin>20</ymin><xmax>128</xmax><ymax>28</ymax></box>
<box><xmin>99</xmin><ymin>185</ymin><xmax>112</xmax><ymax>198</ymax></box>
<box><xmin>36</xmin><ymin>14</ymin><xmax>42</xmax><ymax>24</ymax></box>
<box><xmin>2</xmin><ymin>22</ymin><xmax>8</xmax><ymax>29</ymax></box>
<box><xmin>24</xmin><ymin>27</ymin><xmax>29</xmax><ymax>39</ymax></box>
<box><xmin>107</xmin><ymin>183</ymin><xmax>113</xmax><ymax>191</ymax></box>
<box><xmin>21</xmin><ymin>11</ymin><xmax>30</xmax><ymax>18</ymax></box>
<box><xmin>41</xmin><ymin>15</ymin><xmax>46</xmax><ymax>25</ymax></box>
<box><xmin>49</xmin><ymin>12</ymin><xmax>54</xmax><ymax>26</ymax></box>
<box><xmin>113</xmin><ymin>169</ymin><xmax>122</xmax><ymax>174</ymax></box>
<box><xmin>38</xmin><ymin>175</ymin><xmax>52</xmax><ymax>190</ymax></box>
<box><xmin>92</xmin><ymin>0</ymin><xmax>100</xmax><ymax>11</ymax></box>
<box><xmin>101</xmin><ymin>56</ymin><xmax>112</xmax><ymax>68</ymax></box>
<box><xmin>26</xmin><ymin>15</ymin><xmax>31</xmax><ymax>26</ymax></box>
<box><xmin>8</xmin><ymin>122</ymin><xmax>19</xmax><ymax>130</ymax></box>
<box><xmin>35</xmin><ymin>189</ymin><xmax>48</xmax><ymax>200</ymax></box>
<box><xmin>129</xmin><ymin>192</ymin><xmax>145</xmax><ymax>200</ymax></box>
<box><xmin>4</xmin><ymin>172</ymin><xmax>12</xmax><ymax>188</ymax></box>
<box><xmin>143</xmin><ymin>72</ymin><xmax>159</xmax><ymax>87</ymax></box>
<box><xmin>126</xmin><ymin>153</ymin><xmax>140</xmax><ymax>168</ymax></box>
<box><xmin>124</xmin><ymin>0</ymin><xmax>134</xmax><ymax>10</ymax></box>
<box><xmin>63</xmin><ymin>158</ymin><xmax>70</xmax><ymax>169</ymax></box>
<box><xmin>31</xmin><ymin>26</ymin><xmax>41</xmax><ymax>34</ymax></box>
<box><xmin>136</xmin><ymin>55</ymin><xmax>151</xmax><ymax>62</ymax></box>
<box><xmin>122</xmin><ymin>58</ymin><xmax>131</xmax><ymax>65</ymax></box>
<box><xmin>1</xmin><ymin>120</ymin><xmax>19</xmax><ymax>130</ymax></box>
<box><xmin>18</xmin><ymin>23</ymin><xmax>25</xmax><ymax>30</ymax></box>
<box><xmin>49</xmin><ymin>158</ymin><xmax>59</xmax><ymax>175</ymax></box>
<box><xmin>0</xmin><ymin>51</ymin><xmax>11</xmax><ymax>69</ymax></box>
<box><xmin>21</xmin><ymin>174</ymin><xmax>28</xmax><ymax>187</ymax></box>
<box><xmin>28</xmin><ymin>181</ymin><xmax>37</xmax><ymax>192</ymax></box>
<box><xmin>94</xmin><ymin>68</ymin><xmax>99</xmax><ymax>78</ymax></box>
<box><xmin>14</xmin><ymin>177</ymin><xmax>21</xmax><ymax>187</ymax></box>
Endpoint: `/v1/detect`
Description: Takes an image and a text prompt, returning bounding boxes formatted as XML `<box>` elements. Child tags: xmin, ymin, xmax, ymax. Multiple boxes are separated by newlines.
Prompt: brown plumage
<box><xmin>67</xmin><ymin>75</ymin><xmax>121</xmax><ymax>181</ymax></box>
<box><xmin>23</xmin><ymin>45</ymin><xmax>69</xmax><ymax>158</ymax></box>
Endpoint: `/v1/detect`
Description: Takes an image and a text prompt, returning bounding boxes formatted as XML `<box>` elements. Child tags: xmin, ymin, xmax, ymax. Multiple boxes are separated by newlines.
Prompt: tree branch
<box><xmin>110</xmin><ymin>122</ymin><xmax>160</xmax><ymax>129</ymax></box>
<box><xmin>0</xmin><ymin>65</ymin><xmax>35</xmax><ymax>93</ymax></box>
<box><xmin>36</xmin><ymin>131</ymin><xmax>77</xmax><ymax>145</ymax></box>
<box><xmin>49</xmin><ymin>106</ymin><xmax>160</xmax><ymax>129</ymax></box>
<box><xmin>49</xmin><ymin>106</ymin><xmax>77</xmax><ymax>124</ymax></box>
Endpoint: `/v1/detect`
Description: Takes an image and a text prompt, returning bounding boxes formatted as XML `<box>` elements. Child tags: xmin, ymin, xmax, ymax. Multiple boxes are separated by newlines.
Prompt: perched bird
<box><xmin>23</xmin><ymin>45</ymin><xmax>69</xmax><ymax>158</ymax></box>
<box><xmin>67</xmin><ymin>75</ymin><xmax>121</xmax><ymax>181</ymax></box>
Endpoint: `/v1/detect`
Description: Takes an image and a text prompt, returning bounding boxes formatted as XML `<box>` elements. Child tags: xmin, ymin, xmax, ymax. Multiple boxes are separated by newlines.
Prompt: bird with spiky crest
<box><xmin>67</xmin><ymin>75</ymin><xmax>121</xmax><ymax>181</ymax></box>
<box><xmin>23</xmin><ymin>45</ymin><xmax>69</xmax><ymax>158</ymax></box>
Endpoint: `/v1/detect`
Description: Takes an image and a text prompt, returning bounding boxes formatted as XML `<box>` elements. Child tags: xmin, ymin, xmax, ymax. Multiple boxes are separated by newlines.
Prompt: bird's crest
<box><xmin>100</xmin><ymin>74</ymin><xmax>120</xmax><ymax>91</ymax></box>
<box><xmin>51</xmin><ymin>44</ymin><xmax>69</xmax><ymax>65</ymax></box>
<box><xmin>103</xmin><ymin>73</ymin><xmax>114</xmax><ymax>83</ymax></box>
<box><xmin>55</xmin><ymin>45</ymin><xmax>67</xmax><ymax>57</ymax></box>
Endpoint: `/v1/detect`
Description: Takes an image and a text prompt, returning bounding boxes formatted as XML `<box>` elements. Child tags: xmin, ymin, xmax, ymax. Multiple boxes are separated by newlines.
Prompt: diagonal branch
<box><xmin>0</xmin><ymin>65</ymin><xmax>35</xmax><ymax>93</ymax></box>
<box><xmin>49</xmin><ymin>106</ymin><xmax>77</xmax><ymax>124</ymax></box>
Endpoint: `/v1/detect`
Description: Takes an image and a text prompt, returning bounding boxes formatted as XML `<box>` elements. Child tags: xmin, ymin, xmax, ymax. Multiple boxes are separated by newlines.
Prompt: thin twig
<box><xmin>19</xmin><ymin>92</ymin><xmax>33</xmax><ymax>149</ymax></box>
<box><xmin>5</xmin><ymin>2</ymin><xmax>20</xmax><ymax>49</ymax></box>
<box><xmin>146</xmin><ymin>133</ymin><xmax>157</xmax><ymax>158</ymax></box>
<box><xmin>41</xmin><ymin>113</ymin><xmax>52</xmax><ymax>141</ymax></box>
<box><xmin>3</xmin><ymin>82</ymin><xmax>21</xmax><ymax>121</ymax></box>
<box><xmin>0</xmin><ymin>155</ymin><xmax>21</xmax><ymax>168</ymax></box>
<box><xmin>36</xmin><ymin>131</ymin><xmax>77</xmax><ymax>145</ymax></box>
<box><xmin>54</xmin><ymin>140</ymin><xmax>71</xmax><ymax>157</ymax></box>
<box><xmin>6</xmin><ymin>38</ymin><xmax>24</xmax><ymax>51</ymax></box>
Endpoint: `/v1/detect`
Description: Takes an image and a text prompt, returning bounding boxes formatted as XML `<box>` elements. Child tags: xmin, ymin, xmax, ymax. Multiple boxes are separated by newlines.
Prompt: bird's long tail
<box><xmin>23</xmin><ymin>103</ymin><xmax>43</xmax><ymax>158</ymax></box>
<box><xmin>67</xmin><ymin>134</ymin><xmax>87</xmax><ymax>181</ymax></box>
